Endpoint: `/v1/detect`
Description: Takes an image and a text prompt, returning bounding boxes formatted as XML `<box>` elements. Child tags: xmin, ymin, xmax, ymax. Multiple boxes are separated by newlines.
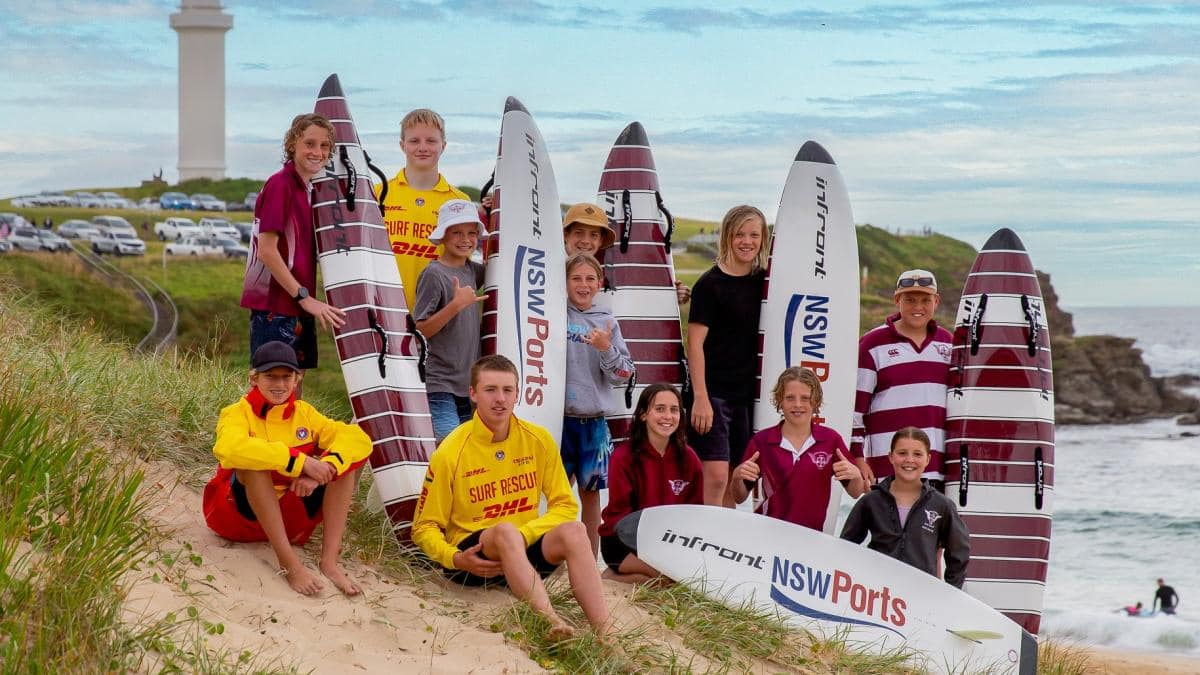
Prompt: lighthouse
<box><xmin>170</xmin><ymin>0</ymin><xmax>233</xmax><ymax>181</ymax></box>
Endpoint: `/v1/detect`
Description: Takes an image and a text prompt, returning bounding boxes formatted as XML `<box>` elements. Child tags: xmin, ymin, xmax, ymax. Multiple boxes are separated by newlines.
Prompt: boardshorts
<box><xmin>250</xmin><ymin>309</ymin><xmax>317</xmax><ymax>369</ymax></box>
<box><xmin>443</xmin><ymin>529</ymin><xmax>560</xmax><ymax>587</ymax></box>
<box><xmin>560</xmin><ymin>415</ymin><xmax>611</xmax><ymax>491</ymax></box>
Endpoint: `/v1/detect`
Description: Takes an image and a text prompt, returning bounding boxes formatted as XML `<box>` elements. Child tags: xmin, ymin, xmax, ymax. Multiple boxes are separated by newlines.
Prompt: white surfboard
<box><xmin>480</xmin><ymin>98</ymin><xmax>568</xmax><ymax>444</ymax></box>
<box><xmin>620</xmin><ymin>505</ymin><xmax>1036</xmax><ymax>674</ymax></box>
<box><xmin>754</xmin><ymin>141</ymin><xmax>860</xmax><ymax>533</ymax></box>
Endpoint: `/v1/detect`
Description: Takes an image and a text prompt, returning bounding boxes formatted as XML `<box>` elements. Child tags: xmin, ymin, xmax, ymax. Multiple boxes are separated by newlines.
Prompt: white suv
<box><xmin>198</xmin><ymin>217</ymin><xmax>240</xmax><ymax>238</ymax></box>
<box><xmin>154</xmin><ymin>216</ymin><xmax>201</xmax><ymax>240</ymax></box>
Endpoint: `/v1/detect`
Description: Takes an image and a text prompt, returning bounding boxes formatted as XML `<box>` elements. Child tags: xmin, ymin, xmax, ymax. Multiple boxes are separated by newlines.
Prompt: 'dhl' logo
<box><xmin>481</xmin><ymin>497</ymin><xmax>535</xmax><ymax>519</ymax></box>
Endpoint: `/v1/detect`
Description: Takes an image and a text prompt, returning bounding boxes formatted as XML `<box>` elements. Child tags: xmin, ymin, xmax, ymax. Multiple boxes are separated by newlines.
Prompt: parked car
<box><xmin>138</xmin><ymin>197</ymin><xmax>161</xmax><ymax>211</ymax></box>
<box><xmin>0</xmin><ymin>213</ymin><xmax>29</xmax><ymax>230</ymax></box>
<box><xmin>91</xmin><ymin>215</ymin><xmax>137</xmax><ymax>235</ymax></box>
<box><xmin>7</xmin><ymin>227</ymin><xmax>43</xmax><ymax>251</ymax></box>
<box><xmin>232</xmin><ymin>221</ymin><xmax>254</xmax><ymax>243</ymax></box>
<box><xmin>0</xmin><ymin>238</ymin><xmax>10</xmax><ymax>253</ymax></box>
<box><xmin>91</xmin><ymin>230</ymin><xmax>146</xmax><ymax>256</ymax></box>
<box><xmin>36</xmin><ymin>230</ymin><xmax>73</xmax><ymax>252</ymax></box>
<box><xmin>159</xmin><ymin>192</ymin><xmax>193</xmax><ymax>210</ymax></box>
<box><xmin>164</xmin><ymin>236</ymin><xmax>224</xmax><ymax>257</ymax></box>
<box><xmin>97</xmin><ymin>191</ymin><xmax>132</xmax><ymax>209</ymax></box>
<box><xmin>197</xmin><ymin>217</ymin><xmax>239</xmax><ymax>238</ymax></box>
<box><xmin>245</xmin><ymin>192</ymin><xmax>258</xmax><ymax>209</ymax></box>
<box><xmin>9</xmin><ymin>195</ymin><xmax>38</xmax><ymax>208</ymax></box>
<box><xmin>58</xmin><ymin>219</ymin><xmax>101</xmax><ymax>239</ymax></box>
<box><xmin>38</xmin><ymin>191</ymin><xmax>72</xmax><ymax>206</ymax></box>
<box><xmin>214</xmin><ymin>236</ymin><xmax>249</xmax><ymax>259</ymax></box>
<box><xmin>74</xmin><ymin>192</ymin><xmax>104</xmax><ymax>208</ymax></box>
<box><xmin>154</xmin><ymin>217</ymin><xmax>201</xmax><ymax>240</ymax></box>
<box><xmin>190</xmin><ymin>193</ymin><xmax>226</xmax><ymax>211</ymax></box>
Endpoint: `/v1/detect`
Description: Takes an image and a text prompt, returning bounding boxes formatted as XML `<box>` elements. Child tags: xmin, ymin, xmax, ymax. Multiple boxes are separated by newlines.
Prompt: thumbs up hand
<box><xmin>732</xmin><ymin>451</ymin><xmax>761</xmax><ymax>483</ymax></box>
<box><xmin>832</xmin><ymin>448</ymin><xmax>862</xmax><ymax>483</ymax></box>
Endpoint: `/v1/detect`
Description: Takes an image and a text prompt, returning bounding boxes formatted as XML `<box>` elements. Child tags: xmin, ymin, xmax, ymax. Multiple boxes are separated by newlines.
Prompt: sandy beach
<box><xmin>1081</xmin><ymin>645</ymin><xmax>1200</xmax><ymax>674</ymax></box>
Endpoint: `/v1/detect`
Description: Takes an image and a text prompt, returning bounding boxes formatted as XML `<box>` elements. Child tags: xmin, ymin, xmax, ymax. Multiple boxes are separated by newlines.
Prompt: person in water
<box><xmin>1154</xmin><ymin>578</ymin><xmax>1180</xmax><ymax>615</ymax></box>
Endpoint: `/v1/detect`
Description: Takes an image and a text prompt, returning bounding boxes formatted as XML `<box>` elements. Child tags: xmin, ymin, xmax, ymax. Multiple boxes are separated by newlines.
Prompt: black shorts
<box><xmin>443</xmin><ymin>528</ymin><xmax>560</xmax><ymax>587</ymax></box>
<box><xmin>231</xmin><ymin>472</ymin><xmax>325</xmax><ymax>520</ymax></box>
<box><xmin>600</xmin><ymin>534</ymin><xmax>635</xmax><ymax>573</ymax></box>
<box><xmin>688</xmin><ymin>395</ymin><xmax>753</xmax><ymax>463</ymax></box>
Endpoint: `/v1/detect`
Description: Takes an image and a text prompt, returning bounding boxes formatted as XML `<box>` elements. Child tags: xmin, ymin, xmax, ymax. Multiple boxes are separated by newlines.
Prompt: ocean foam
<box><xmin>1042</xmin><ymin>609</ymin><xmax>1200</xmax><ymax>655</ymax></box>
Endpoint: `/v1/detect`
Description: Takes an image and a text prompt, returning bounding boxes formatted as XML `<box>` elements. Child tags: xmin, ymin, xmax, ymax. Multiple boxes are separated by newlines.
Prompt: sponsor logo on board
<box><xmin>783</xmin><ymin>293</ymin><xmax>832</xmax><ymax>425</ymax></box>
<box><xmin>513</xmin><ymin>245</ymin><xmax>551</xmax><ymax>407</ymax></box>
<box><xmin>813</xmin><ymin>176</ymin><xmax>829</xmax><ymax>279</ymax></box>
<box><xmin>659</xmin><ymin>527</ymin><xmax>909</xmax><ymax>635</ymax></box>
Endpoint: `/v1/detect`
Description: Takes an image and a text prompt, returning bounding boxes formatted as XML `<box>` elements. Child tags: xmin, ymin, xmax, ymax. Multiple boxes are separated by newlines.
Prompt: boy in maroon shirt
<box><xmin>599</xmin><ymin>384</ymin><xmax>703</xmax><ymax>584</ymax></box>
<box><xmin>730</xmin><ymin>367</ymin><xmax>865</xmax><ymax>531</ymax></box>
<box><xmin>241</xmin><ymin>114</ymin><xmax>346</xmax><ymax>370</ymax></box>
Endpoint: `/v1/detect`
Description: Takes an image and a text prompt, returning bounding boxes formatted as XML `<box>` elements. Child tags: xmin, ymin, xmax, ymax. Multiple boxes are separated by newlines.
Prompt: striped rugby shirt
<box><xmin>850</xmin><ymin>313</ymin><xmax>952</xmax><ymax>481</ymax></box>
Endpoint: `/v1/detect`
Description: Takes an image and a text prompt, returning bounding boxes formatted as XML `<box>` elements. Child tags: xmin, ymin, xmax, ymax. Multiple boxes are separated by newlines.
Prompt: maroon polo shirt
<box><xmin>598</xmin><ymin>439</ymin><xmax>704</xmax><ymax>537</ymax></box>
<box><xmin>240</xmin><ymin>161</ymin><xmax>316</xmax><ymax>316</ymax></box>
<box><xmin>740</xmin><ymin>423</ymin><xmax>851</xmax><ymax>532</ymax></box>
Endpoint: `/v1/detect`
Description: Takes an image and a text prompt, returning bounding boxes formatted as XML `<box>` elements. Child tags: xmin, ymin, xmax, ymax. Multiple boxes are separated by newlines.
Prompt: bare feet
<box><xmin>547</xmin><ymin>620</ymin><xmax>576</xmax><ymax>643</ymax></box>
<box><xmin>320</xmin><ymin>559</ymin><xmax>362</xmax><ymax>596</ymax></box>
<box><xmin>601</xmin><ymin>568</ymin><xmax>658</xmax><ymax>586</ymax></box>
<box><xmin>284</xmin><ymin>563</ymin><xmax>324</xmax><ymax>596</ymax></box>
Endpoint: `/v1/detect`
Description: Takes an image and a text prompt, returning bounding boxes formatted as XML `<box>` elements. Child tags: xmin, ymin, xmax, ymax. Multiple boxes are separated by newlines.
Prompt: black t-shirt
<box><xmin>688</xmin><ymin>265</ymin><xmax>765</xmax><ymax>402</ymax></box>
<box><xmin>1155</xmin><ymin>585</ymin><xmax>1178</xmax><ymax>608</ymax></box>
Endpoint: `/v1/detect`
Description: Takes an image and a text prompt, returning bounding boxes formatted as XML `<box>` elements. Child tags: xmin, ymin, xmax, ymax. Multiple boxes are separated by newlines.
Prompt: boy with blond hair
<box><xmin>376</xmin><ymin>108</ymin><xmax>471</xmax><ymax>309</ymax></box>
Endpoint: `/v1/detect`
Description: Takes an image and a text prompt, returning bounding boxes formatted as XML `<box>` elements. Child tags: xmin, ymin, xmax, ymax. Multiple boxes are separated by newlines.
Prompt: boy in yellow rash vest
<box><xmin>202</xmin><ymin>341</ymin><xmax>372</xmax><ymax>597</ymax></box>
<box><xmin>412</xmin><ymin>355</ymin><xmax>614</xmax><ymax>641</ymax></box>
<box><xmin>376</xmin><ymin>108</ymin><xmax>470</xmax><ymax>309</ymax></box>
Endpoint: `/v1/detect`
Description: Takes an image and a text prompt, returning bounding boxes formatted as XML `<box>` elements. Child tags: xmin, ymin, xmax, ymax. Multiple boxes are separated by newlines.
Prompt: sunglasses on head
<box><xmin>896</xmin><ymin>276</ymin><xmax>935</xmax><ymax>289</ymax></box>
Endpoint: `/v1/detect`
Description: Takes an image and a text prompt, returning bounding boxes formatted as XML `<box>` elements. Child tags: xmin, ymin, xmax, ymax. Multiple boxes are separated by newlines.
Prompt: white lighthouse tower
<box><xmin>170</xmin><ymin>0</ymin><xmax>233</xmax><ymax>181</ymax></box>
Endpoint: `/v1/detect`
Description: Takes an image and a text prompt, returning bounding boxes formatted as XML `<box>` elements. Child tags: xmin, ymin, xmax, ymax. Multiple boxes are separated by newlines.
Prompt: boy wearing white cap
<box><xmin>850</xmin><ymin>269</ymin><xmax>952</xmax><ymax>489</ymax></box>
<box><xmin>414</xmin><ymin>199</ymin><xmax>489</xmax><ymax>443</ymax></box>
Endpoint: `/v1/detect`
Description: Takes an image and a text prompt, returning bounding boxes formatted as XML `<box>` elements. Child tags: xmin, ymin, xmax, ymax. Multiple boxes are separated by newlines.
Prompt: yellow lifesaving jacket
<box><xmin>375</xmin><ymin>170</ymin><xmax>469</xmax><ymax>310</ymax></box>
<box><xmin>411</xmin><ymin>413</ymin><xmax>578</xmax><ymax>569</ymax></box>
<box><xmin>212</xmin><ymin>390</ymin><xmax>372</xmax><ymax>497</ymax></box>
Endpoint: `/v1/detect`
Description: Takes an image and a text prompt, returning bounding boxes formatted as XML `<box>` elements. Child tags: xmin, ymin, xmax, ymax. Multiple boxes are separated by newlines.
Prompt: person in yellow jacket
<box><xmin>376</xmin><ymin>108</ymin><xmax>471</xmax><ymax>309</ymax></box>
<box><xmin>412</xmin><ymin>355</ymin><xmax>613</xmax><ymax>641</ymax></box>
<box><xmin>202</xmin><ymin>341</ymin><xmax>371</xmax><ymax>597</ymax></box>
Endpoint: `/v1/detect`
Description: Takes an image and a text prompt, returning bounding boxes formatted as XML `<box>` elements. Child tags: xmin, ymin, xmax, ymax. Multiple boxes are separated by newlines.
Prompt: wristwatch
<box><xmin>293</xmin><ymin>286</ymin><xmax>309</xmax><ymax>302</ymax></box>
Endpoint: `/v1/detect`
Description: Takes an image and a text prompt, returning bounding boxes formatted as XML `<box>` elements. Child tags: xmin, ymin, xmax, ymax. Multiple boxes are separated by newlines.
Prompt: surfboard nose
<box><xmin>505</xmin><ymin>96</ymin><xmax>529</xmax><ymax>114</ymax></box>
<box><xmin>796</xmin><ymin>140</ymin><xmax>835</xmax><ymax>165</ymax></box>
<box><xmin>319</xmin><ymin>74</ymin><xmax>343</xmax><ymax>98</ymax></box>
<box><xmin>616</xmin><ymin>121</ymin><xmax>649</xmax><ymax>146</ymax></box>
<box><xmin>982</xmin><ymin>228</ymin><xmax>1026</xmax><ymax>251</ymax></box>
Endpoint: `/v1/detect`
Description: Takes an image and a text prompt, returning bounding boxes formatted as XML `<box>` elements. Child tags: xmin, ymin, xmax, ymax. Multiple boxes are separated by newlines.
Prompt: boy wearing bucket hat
<box><xmin>414</xmin><ymin>199</ymin><xmax>489</xmax><ymax>443</ymax></box>
<box><xmin>202</xmin><ymin>341</ymin><xmax>372</xmax><ymax>597</ymax></box>
<box><xmin>562</xmin><ymin>202</ymin><xmax>617</xmax><ymax>257</ymax></box>
<box><xmin>850</xmin><ymin>269</ymin><xmax>952</xmax><ymax>489</ymax></box>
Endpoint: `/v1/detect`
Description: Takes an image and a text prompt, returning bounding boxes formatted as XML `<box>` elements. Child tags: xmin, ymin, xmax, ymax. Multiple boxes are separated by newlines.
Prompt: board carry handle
<box><xmin>679</xmin><ymin>354</ymin><xmax>694</xmax><ymax>412</ymax></box>
<box><xmin>1020</xmin><ymin>294</ymin><xmax>1040</xmax><ymax>357</ymax></box>
<box><xmin>624</xmin><ymin>369</ymin><xmax>638</xmax><ymax>409</ymax></box>
<box><xmin>655</xmin><ymin>191</ymin><xmax>675</xmax><ymax>253</ymax></box>
<box><xmin>968</xmin><ymin>293</ymin><xmax>988</xmax><ymax>356</ymax></box>
<box><xmin>619</xmin><ymin>189</ymin><xmax>632</xmax><ymax>254</ymax></box>
<box><xmin>363</xmin><ymin>148</ymin><xmax>388</xmax><ymax>206</ymax></box>
<box><xmin>958</xmin><ymin>444</ymin><xmax>969</xmax><ymax>507</ymax></box>
<box><xmin>1033</xmin><ymin>446</ymin><xmax>1045</xmax><ymax>510</ymax></box>
<box><xmin>366</xmin><ymin>308</ymin><xmax>387</xmax><ymax>378</ymax></box>
<box><xmin>338</xmin><ymin>145</ymin><xmax>358</xmax><ymax>212</ymax></box>
<box><xmin>406</xmin><ymin>313</ymin><xmax>429</xmax><ymax>384</ymax></box>
<box><xmin>480</xmin><ymin>173</ymin><xmax>495</xmax><ymax>220</ymax></box>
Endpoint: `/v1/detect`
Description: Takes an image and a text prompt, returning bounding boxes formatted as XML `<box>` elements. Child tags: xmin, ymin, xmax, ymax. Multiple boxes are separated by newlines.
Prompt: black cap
<box><xmin>252</xmin><ymin>341</ymin><xmax>300</xmax><ymax>372</ymax></box>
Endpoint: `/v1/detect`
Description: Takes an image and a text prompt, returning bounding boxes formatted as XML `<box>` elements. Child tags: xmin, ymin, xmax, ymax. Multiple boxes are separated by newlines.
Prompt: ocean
<box><xmin>1039</xmin><ymin>306</ymin><xmax>1200</xmax><ymax>655</ymax></box>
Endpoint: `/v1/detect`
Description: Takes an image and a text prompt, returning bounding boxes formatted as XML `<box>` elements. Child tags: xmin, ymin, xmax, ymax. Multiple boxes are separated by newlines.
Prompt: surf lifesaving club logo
<box><xmin>659</xmin><ymin>528</ymin><xmax>909</xmax><ymax>637</ymax></box>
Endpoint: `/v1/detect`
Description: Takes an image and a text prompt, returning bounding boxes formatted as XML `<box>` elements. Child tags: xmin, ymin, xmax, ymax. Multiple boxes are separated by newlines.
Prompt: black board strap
<box><xmin>367</xmin><ymin>308</ymin><xmax>387</xmax><ymax>378</ymax></box>
<box><xmin>958</xmin><ymin>444</ymin><xmax>970</xmax><ymax>507</ymax></box>
<box><xmin>624</xmin><ymin>369</ymin><xmax>638</xmax><ymax>409</ymax></box>
<box><xmin>363</xmin><ymin>148</ymin><xmax>388</xmax><ymax>207</ymax></box>
<box><xmin>407</xmin><ymin>313</ymin><xmax>429</xmax><ymax>384</ymax></box>
<box><xmin>969</xmin><ymin>293</ymin><xmax>988</xmax><ymax>356</ymax></box>
<box><xmin>480</xmin><ymin>173</ymin><xmax>495</xmax><ymax>220</ymax></box>
<box><xmin>619</xmin><ymin>189</ymin><xmax>632</xmax><ymax>254</ymax></box>
<box><xmin>1020</xmin><ymin>294</ymin><xmax>1040</xmax><ymax>357</ymax></box>
<box><xmin>679</xmin><ymin>354</ymin><xmax>694</xmax><ymax>412</ymax></box>
<box><xmin>338</xmin><ymin>145</ymin><xmax>357</xmax><ymax>212</ymax></box>
<box><xmin>655</xmin><ymin>191</ymin><xmax>675</xmax><ymax>254</ymax></box>
<box><xmin>1033</xmin><ymin>447</ymin><xmax>1045</xmax><ymax>510</ymax></box>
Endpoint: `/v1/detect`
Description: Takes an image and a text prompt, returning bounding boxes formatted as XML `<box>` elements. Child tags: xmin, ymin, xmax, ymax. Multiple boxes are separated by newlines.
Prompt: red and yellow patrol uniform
<box><xmin>202</xmin><ymin>388</ymin><xmax>371</xmax><ymax>544</ymax></box>
<box><xmin>376</xmin><ymin>170</ymin><xmax>469</xmax><ymax>309</ymax></box>
<box><xmin>411</xmin><ymin>413</ymin><xmax>578</xmax><ymax>569</ymax></box>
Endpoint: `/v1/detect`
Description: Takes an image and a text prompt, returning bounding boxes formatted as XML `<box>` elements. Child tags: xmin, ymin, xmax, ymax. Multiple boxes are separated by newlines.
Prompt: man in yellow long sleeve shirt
<box><xmin>202</xmin><ymin>341</ymin><xmax>372</xmax><ymax>597</ymax></box>
<box><xmin>412</xmin><ymin>355</ymin><xmax>613</xmax><ymax>641</ymax></box>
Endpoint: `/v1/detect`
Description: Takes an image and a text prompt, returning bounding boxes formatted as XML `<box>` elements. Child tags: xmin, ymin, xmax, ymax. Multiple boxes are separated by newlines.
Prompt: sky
<box><xmin>1</xmin><ymin>0</ymin><xmax>1197</xmax><ymax>308</ymax></box>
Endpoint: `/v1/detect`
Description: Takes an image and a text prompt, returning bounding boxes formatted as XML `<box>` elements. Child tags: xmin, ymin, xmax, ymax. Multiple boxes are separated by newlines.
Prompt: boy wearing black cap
<box><xmin>202</xmin><ymin>341</ymin><xmax>372</xmax><ymax>597</ymax></box>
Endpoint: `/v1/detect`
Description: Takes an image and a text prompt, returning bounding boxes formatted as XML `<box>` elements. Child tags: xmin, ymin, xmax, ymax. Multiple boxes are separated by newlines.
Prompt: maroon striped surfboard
<box><xmin>595</xmin><ymin>122</ymin><xmax>687</xmax><ymax>443</ymax></box>
<box><xmin>312</xmin><ymin>74</ymin><xmax>435</xmax><ymax>545</ymax></box>
<box><xmin>943</xmin><ymin>227</ymin><xmax>1055</xmax><ymax>635</ymax></box>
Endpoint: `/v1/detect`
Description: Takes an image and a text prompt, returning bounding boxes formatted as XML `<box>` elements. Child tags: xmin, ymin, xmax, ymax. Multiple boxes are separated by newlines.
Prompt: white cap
<box><xmin>429</xmin><ymin>199</ymin><xmax>487</xmax><ymax>244</ymax></box>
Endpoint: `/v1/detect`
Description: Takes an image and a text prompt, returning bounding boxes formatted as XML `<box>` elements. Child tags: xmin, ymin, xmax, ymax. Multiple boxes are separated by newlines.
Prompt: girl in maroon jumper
<box><xmin>729</xmin><ymin>367</ymin><xmax>866</xmax><ymax>531</ymax></box>
<box><xmin>598</xmin><ymin>384</ymin><xmax>703</xmax><ymax>584</ymax></box>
